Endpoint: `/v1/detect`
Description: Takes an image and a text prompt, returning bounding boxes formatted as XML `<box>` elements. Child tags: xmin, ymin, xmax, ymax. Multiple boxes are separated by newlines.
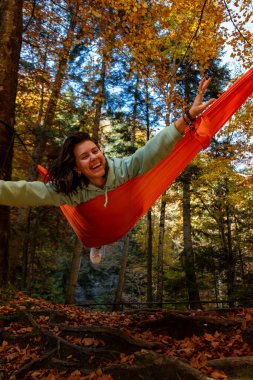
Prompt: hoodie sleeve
<box><xmin>117</xmin><ymin>123</ymin><xmax>182</xmax><ymax>180</ymax></box>
<box><xmin>0</xmin><ymin>180</ymin><xmax>70</xmax><ymax>207</ymax></box>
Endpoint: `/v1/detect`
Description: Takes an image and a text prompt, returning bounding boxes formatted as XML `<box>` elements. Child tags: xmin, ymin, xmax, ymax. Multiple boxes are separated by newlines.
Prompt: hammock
<box><xmin>38</xmin><ymin>67</ymin><xmax>253</xmax><ymax>247</ymax></box>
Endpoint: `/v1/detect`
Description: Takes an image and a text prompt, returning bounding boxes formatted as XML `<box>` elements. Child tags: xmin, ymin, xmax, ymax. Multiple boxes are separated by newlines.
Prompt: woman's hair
<box><xmin>47</xmin><ymin>132</ymin><xmax>100</xmax><ymax>195</ymax></box>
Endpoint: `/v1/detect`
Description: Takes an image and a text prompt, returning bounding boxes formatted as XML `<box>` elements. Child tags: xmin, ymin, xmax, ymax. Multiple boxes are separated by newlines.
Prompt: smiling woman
<box><xmin>46</xmin><ymin>132</ymin><xmax>108</xmax><ymax>194</ymax></box>
<box><xmin>73</xmin><ymin>139</ymin><xmax>107</xmax><ymax>188</ymax></box>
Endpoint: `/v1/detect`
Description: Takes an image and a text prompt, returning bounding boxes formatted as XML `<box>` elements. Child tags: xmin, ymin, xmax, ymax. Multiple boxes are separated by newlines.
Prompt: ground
<box><xmin>1</xmin><ymin>290</ymin><xmax>253</xmax><ymax>379</ymax></box>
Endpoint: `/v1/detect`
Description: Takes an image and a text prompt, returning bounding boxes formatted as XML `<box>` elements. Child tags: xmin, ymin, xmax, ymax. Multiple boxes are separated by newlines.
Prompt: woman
<box><xmin>0</xmin><ymin>78</ymin><xmax>215</xmax><ymax>264</ymax></box>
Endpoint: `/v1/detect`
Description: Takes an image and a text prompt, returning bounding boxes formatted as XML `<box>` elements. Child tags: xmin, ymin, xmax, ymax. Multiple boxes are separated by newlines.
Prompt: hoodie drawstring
<box><xmin>104</xmin><ymin>187</ymin><xmax>108</xmax><ymax>207</ymax></box>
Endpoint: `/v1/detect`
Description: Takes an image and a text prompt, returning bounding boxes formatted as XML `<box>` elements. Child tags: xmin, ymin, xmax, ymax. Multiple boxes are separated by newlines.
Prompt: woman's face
<box><xmin>74</xmin><ymin>140</ymin><xmax>106</xmax><ymax>187</ymax></box>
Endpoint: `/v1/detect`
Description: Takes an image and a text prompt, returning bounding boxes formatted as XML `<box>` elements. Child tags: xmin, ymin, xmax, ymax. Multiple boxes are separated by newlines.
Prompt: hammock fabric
<box><xmin>38</xmin><ymin>67</ymin><xmax>253</xmax><ymax>247</ymax></box>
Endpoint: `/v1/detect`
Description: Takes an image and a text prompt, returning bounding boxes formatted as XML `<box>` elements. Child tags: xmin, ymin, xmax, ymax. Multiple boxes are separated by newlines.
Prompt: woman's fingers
<box><xmin>197</xmin><ymin>98</ymin><xmax>216</xmax><ymax>113</ymax></box>
<box><xmin>198</xmin><ymin>77</ymin><xmax>212</xmax><ymax>93</ymax></box>
<box><xmin>203</xmin><ymin>98</ymin><xmax>216</xmax><ymax>109</ymax></box>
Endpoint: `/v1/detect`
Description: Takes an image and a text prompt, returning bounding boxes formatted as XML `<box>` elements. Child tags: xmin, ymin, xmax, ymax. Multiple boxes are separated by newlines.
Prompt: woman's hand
<box><xmin>189</xmin><ymin>77</ymin><xmax>216</xmax><ymax>118</ymax></box>
<box><xmin>174</xmin><ymin>76</ymin><xmax>216</xmax><ymax>134</ymax></box>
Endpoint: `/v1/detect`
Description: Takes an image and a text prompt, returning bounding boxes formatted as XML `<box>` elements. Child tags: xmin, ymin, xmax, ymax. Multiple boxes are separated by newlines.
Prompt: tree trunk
<box><xmin>145</xmin><ymin>82</ymin><xmax>153</xmax><ymax>305</ymax></box>
<box><xmin>131</xmin><ymin>74</ymin><xmax>139</xmax><ymax>147</ymax></box>
<box><xmin>21</xmin><ymin>208</ymin><xmax>32</xmax><ymax>288</ymax></box>
<box><xmin>181</xmin><ymin>168</ymin><xmax>202</xmax><ymax>310</ymax></box>
<box><xmin>157</xmin><ymin>191</ymin><xmax>167</xmax><ymax>306</ymax></box>
<box><xmin>234</xmin><ymin>217</ymin><xmax>245</xmax><ymax>285</ymax></box>
<box><xmin>216</xmin><ymin>180</ymin><xmax>236</xmax><ymax>308</ymax></box>
<box><xmin>65</xmin><ymin>240</ymin><xmax>84</xmax><ymax>304</ymax></box>
<box><xmin>29</xmin><ymin>6</ymin><xmax>78</xmax><ymax>176</ymax></box>
<box><xmin>113</xmin><ymin>235</ymin><xmax>129</xmax><ymax>311</ymax></box>
<box><xmin>225</xmin><ymin>203</ymin><xmax>235</xmax><ymax>307</ymax></box>
<box><xmin>93</xmin><ymin>51</ymin><xmax>107</xmax><ymax>141</ymax></box>
<box><xmin>20</xmin><ymin>9</ymin><xmax>78</xmax><ymax>289</ymax></box>
<box><xmin>26</xmin><ymin>215</ymin><xmax>38</xmax><ymax>292</ymax></box>
<box><xmin>0</xmin><ymin>0</ymin><xmax>23</xmax><ymax>285</ymax></box>
<box><xmin>146</xmin><ymin>210</ymin><xmax>153</xmax><ymax>305</ymax></box>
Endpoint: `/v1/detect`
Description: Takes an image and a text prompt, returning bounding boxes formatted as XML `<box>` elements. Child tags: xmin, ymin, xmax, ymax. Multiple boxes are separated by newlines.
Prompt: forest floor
<box><xmin>1</xmin><ymin>290</ymin><xmax>253</xmax><ymax>380</ymax></box>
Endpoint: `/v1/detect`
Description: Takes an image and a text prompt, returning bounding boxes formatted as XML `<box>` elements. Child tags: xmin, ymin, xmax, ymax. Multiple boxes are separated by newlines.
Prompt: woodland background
<box><xmin>0</xmin><ymin>0</ymin><xmax>252</xmax><ymax>311</ymax></box>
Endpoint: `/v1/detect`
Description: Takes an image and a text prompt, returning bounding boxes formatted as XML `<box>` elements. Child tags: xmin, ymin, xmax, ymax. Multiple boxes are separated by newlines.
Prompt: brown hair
<box><xmin>47</xmin><ymin>132</ymin><xmax>101</xmax><ymax>194</ymax></box>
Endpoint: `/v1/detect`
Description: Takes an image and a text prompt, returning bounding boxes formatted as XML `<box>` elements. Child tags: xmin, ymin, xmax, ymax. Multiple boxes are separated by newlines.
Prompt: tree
<box><xmin>18</xmin><ymin>1</ymin><xmax>79</xmax><ymax>289</ymax></box>
<box><xmin>181</xmin><ymin>166</ymin><xmax>202</xmax><ymax>309</ymax></box>
<box><xmin>65</xmin><ymin>239</ymin><xmax>84</xmax><ymax>304</ymax></box>
<box><xmin>113</xmin><ymin>235</ymin><xmax>129</xmax><ymax>311</ymax></box>
<box><xmin>156</xmin><ymin>192</ymin><xmax>167</xmax><ymax>306</ymax></box>
<box><xmin>0</xmin><ymin>0</ymin><xmax>23</xmax><ymax>285</ymax></box>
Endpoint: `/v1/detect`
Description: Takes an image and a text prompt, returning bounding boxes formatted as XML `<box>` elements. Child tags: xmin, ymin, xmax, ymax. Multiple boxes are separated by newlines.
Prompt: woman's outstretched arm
<box><xmin>0</xmin><ymin>180</ymin><xmax>69</xmax><ymax>207</ymax></box>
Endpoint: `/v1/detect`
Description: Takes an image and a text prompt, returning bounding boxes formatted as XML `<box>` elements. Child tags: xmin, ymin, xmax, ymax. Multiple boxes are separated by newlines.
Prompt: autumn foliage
<box><xmin>0</xmin><ymin>1</ymin><xmax>253</xmax><ymax>377</ymax></box>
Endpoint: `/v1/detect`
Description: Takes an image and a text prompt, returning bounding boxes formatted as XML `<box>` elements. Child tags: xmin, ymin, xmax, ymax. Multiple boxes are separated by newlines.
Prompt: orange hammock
<box><xmin>38</xmin><ymin>67</ymin><xmax>253</xmax><ymax>247</ymax></box>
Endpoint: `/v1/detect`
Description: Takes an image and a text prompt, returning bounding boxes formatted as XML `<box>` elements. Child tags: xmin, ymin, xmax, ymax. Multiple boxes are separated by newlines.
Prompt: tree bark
<box><xmin>216</xmin><ymin>180</ymin><xmax>236</xmax><ymax>308</ymax></box>
<box><xmin>225</xmin><ymin>181</ymin><xmax>235</xmax><ymax>307</ymax></box>
<box><xmin>146</xmin><ymin>210</ymin><xmax>153</xmax><ymax>305</ymax></box>
<box><xmin>65</xmin><ymin>240</ymin><xmax>84</xmax><ymax>304</ymax></box>
<box><xmin>113</xmin><ymin>235</ymin><xmax>129</xmax><ymax>311</ymax></box>
<box><xmin>131</xmin><ymin>74</ymin><xmax>139</xmax><ymax>147</ymax></box>
<box><xmin>93</xmin><ymin>50</ymin><xmax>107</xmax><ymax>141</ymax></box>
<box><xmin>157</xmin><ymin>191</ymin><xmax>167</xmax><ymax>306</ymax></box>
<box><xmin>145</xmin><ymin>83</ymin><xmax>153</xmax><ymax>305</ymax></box>
<box><xmin>0</xmin><ymin>0</ymin><xmax>23</xmax><ymax>285</ymax></box>
<box><xmin>234</xmin><ymin>217</ymin><xmax>245</xmax><ymax>285</ymax></box>
<box><xmin>181</xmin><ymin>167</ymin><xmax>202</xmax><ymax>309</ymax></box>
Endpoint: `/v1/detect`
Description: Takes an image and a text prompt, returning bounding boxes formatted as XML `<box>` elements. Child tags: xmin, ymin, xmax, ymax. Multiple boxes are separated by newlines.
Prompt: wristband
<box><xmin>185</xmin><ymin>108</ymin><xmax>196</xmax><ymax>122</ymax></box>
<box><xmin>183</xmin><ymin>114</ymin><xmax>190</xmax><ymax>125</ymax></box>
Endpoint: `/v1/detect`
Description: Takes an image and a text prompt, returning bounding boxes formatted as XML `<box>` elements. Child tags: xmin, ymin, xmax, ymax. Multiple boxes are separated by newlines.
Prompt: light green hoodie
<box><xmin>0</xmin><ymin>123</ymin><xmax>182</xmax><ymax>208</ymax></box>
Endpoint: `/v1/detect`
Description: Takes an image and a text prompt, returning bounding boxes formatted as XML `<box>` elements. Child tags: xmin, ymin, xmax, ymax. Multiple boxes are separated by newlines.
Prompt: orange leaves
<box><xmin>0</xmin><ymin>340</ymin><xmax>8</xmax><ymax>352</ymax></box>
<box><xmin>119</xmin><ymin>352</ymin><xmax>135</xmax><ymax>364</ymax></box>
<box><xmin>0</xmin><ymin>305</ymin><xmax>16</xmax><ymax>315</ymax></box>
<box><xmin>1</xmin><ymin>342</ymin><xmax>41</xmax><ymax>373</ymax></box>
<box><xmin>209</xmin><ymin>369</ymin><xmax>228</xmax><ymax>379</ymax></box>
<box><xmin>241</xmin><ymin>312</ymin><xmax>252</xmax><ymax>329</ymax></box>
<box><xmin>190</xmin><ymin>351</ymin><xmax>209</xmax><ymax>369</ymax></box>
<box><xmin>66</xmin><ymin>368</ymin><xmax>113</xmax><ymax>380</ymax></box>
<box><xmin>4</xmin><ymin>322</ymin><xmax>33</xmax><ymax>335</ymax></box>
<box><xmin>65</xmin><ymin>336</ymin><xmax>105</xmax><ymax>347</ymax></box>
<box><xmin>164</xmin><ymin>328</ymin><xmax>253</xmax><ymax>375</ymax></box>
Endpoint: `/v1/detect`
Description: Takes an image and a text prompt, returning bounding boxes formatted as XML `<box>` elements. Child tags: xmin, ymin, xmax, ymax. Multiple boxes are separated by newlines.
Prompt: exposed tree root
<box><xmin>133</xmin><ymin>311</ymin><xmax>242</xmax><ymax>339</ymax></box>
<box><xmin>208</xmin><ymin>356</ymin><xmax>253</xmax><ymax>380</ymax></box>
<box><xmin>103</xmin><ymin>351</ymin><xmax>209</xmax><ymax>380</ymax></box>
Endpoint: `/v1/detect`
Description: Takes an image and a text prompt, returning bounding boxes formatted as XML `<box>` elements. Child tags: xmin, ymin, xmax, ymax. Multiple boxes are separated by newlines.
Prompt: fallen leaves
<box><xmin>241</xmin><ymin>312</ymin><xmax>252</xmax><ymax>329</ymax></box>
<box><xmin>4</xmin><ymin>322</ymin><xmax>34</xmax><ymax>335</ymax></box>
<box><xmin>209</xmin><ymin>369</ymin><xmax>228</xmax><ymax>379</ymax></box>
<box><xmin>65</xmin><ymin>336</ymin><xmax>105</xmax><ymax>347</ymax></box>
<box><xmin>1</xmin><ymin>342</ymin><xmax>41</xmax><ymax>373</ymax></box>
<box><xmin>1</xmin><ymin>292</ymin><xmax>253</xmax><ymax>379</ymax></box>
